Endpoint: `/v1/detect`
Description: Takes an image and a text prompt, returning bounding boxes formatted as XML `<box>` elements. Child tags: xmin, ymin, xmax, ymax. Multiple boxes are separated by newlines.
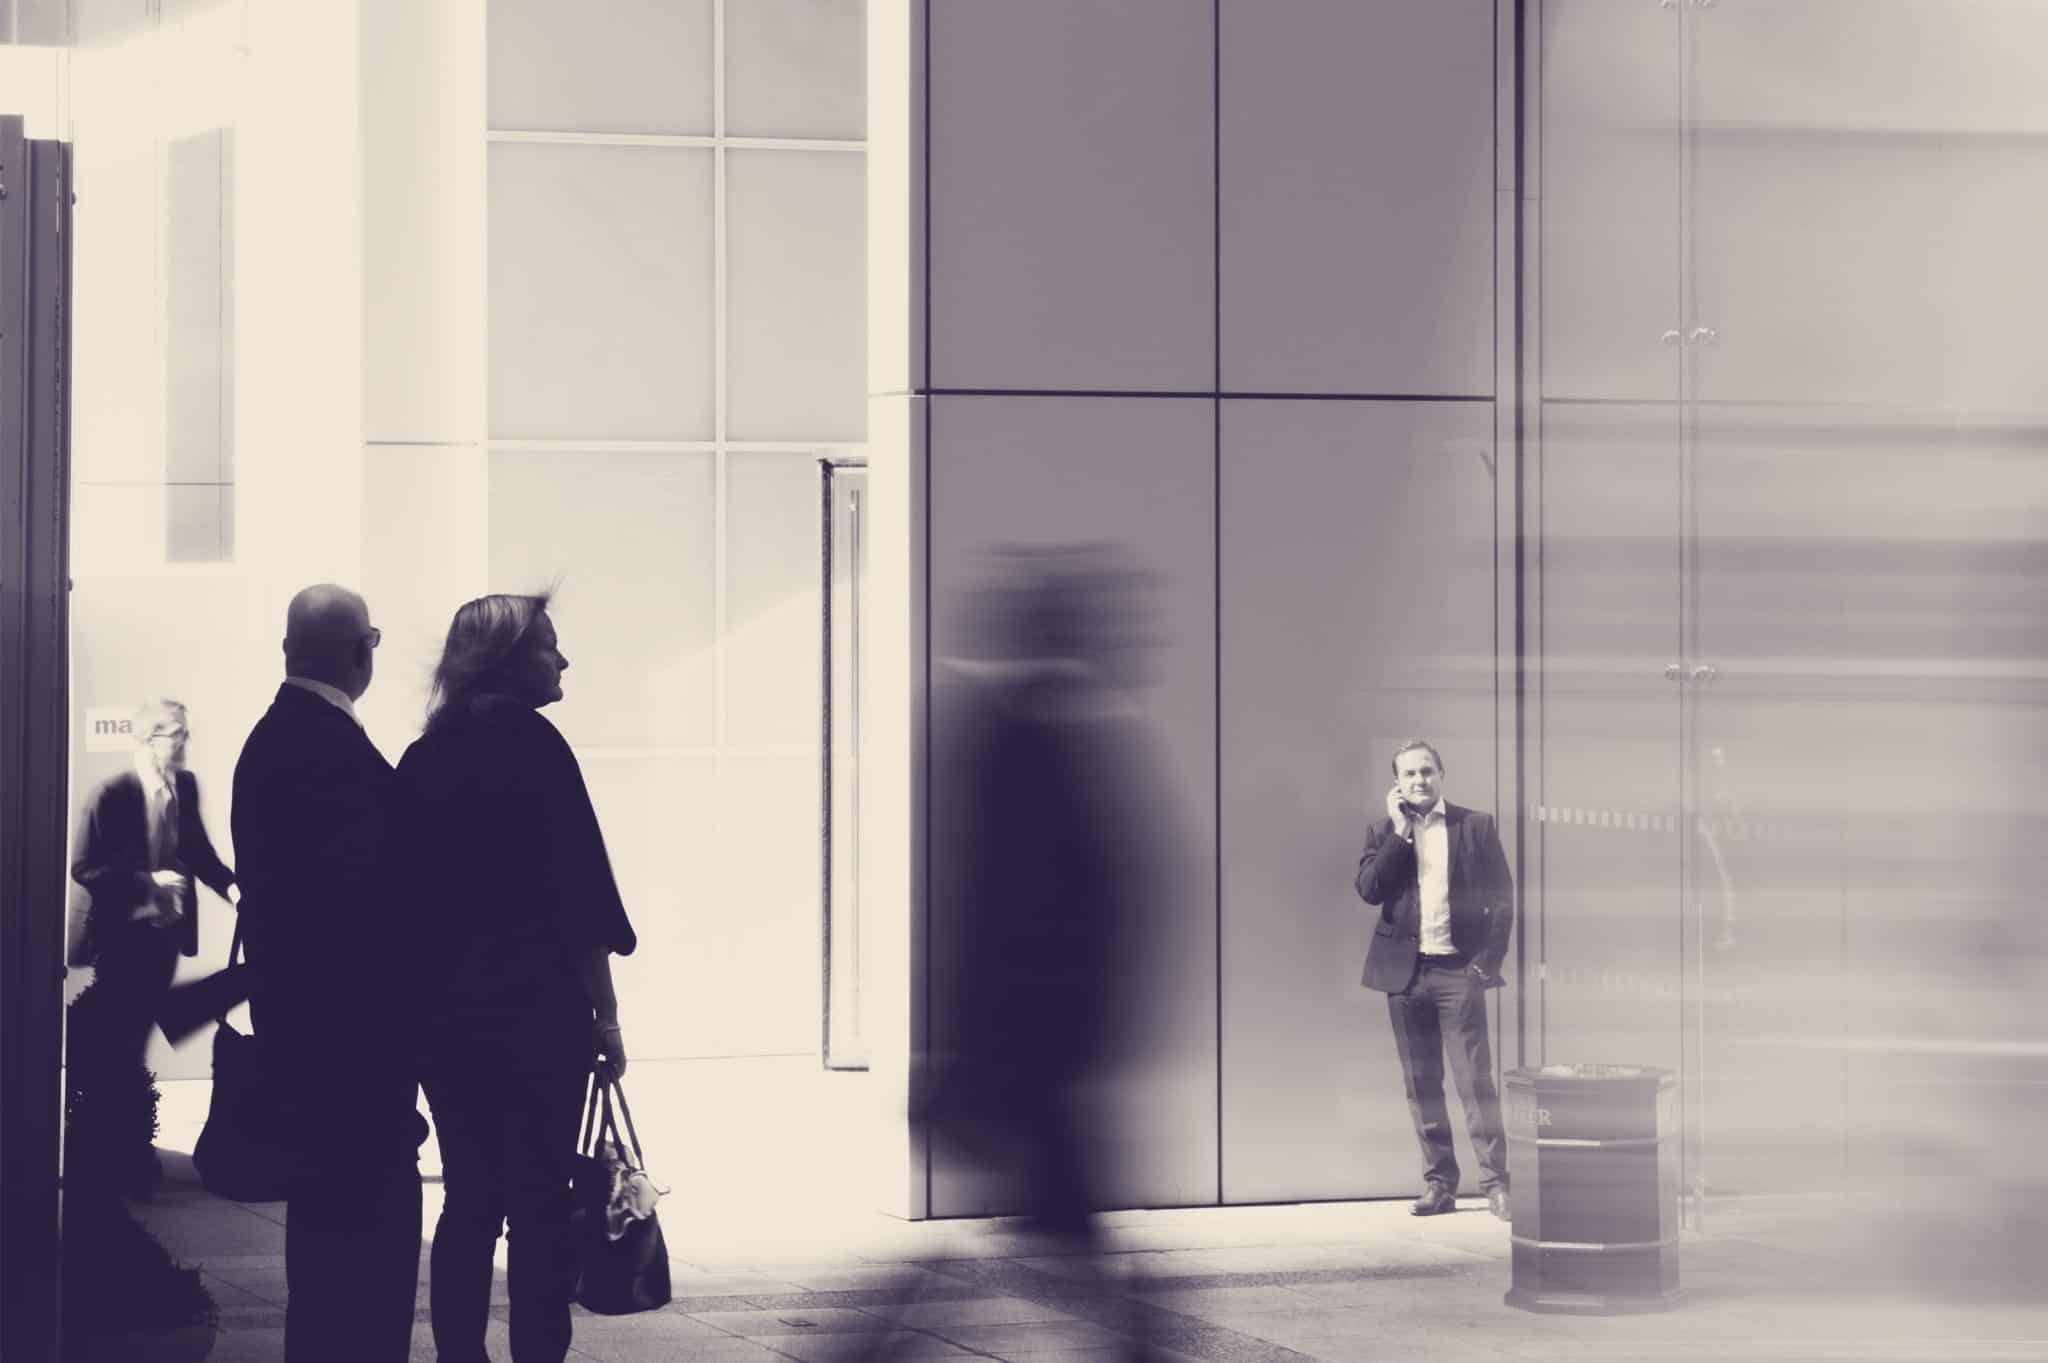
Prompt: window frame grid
<box><xmin>484</xmin><ymin>0</ymin><xmax>868</xmax><ymax>761</ymax></box>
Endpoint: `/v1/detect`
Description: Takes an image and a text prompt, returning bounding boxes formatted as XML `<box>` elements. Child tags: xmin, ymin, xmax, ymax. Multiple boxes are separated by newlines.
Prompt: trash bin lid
<box><xmin>1535</xmin><ymin>1063</ymin><xmax>1654</xmax><ymax>1079</ymax></box>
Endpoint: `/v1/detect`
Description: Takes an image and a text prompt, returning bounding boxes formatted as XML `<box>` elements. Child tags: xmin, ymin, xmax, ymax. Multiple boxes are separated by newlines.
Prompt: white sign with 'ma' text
<box><xmin>85</xmin><ymin>708</ymin><xmax>137</xmax><ymax>753</ymax></box>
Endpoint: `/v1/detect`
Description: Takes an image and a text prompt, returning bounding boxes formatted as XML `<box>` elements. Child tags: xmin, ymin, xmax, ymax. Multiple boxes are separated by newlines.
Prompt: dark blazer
<box><xmin>1355</xmin><ymin>802</ymin><xmax>1514</xmax><ymax>994</ymax></box>
<box><xmin>231</xmin><ymin>683</ymin><xmax>423</xmax><ymax>1165</ymax></box>
<box><xmin>70</xmin><ymin>766</ymin><xmax>235</xmax><ymax>963</ymax></box>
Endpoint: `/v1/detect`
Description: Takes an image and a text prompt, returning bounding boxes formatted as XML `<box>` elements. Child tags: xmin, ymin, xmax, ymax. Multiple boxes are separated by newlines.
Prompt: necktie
<box><xmin>160</xmin><ymin>782</ymin><xmax>182</xmax><ymax>867</ymax></box>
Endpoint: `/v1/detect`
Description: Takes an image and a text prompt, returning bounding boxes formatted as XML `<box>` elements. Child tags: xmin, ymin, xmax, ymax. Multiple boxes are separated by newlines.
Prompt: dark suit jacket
<box><xmin>70</xmin><ymin>767</ymin><xmax>235</xmax><ymax>963</ymax></box>
<box><xmin>1355</xmin><ymin>802</ymin><xmax>1514</xmax><ymax>994</ymax></box>
<box><xmin>231</xmin><ymin>683</ymin><xmax>424</xmax><ymax>1167</ymax></box>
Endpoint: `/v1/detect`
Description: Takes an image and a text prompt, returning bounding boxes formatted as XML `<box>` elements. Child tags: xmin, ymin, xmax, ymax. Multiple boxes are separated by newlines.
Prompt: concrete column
<box><xmin>862</xmin><ymin>0</ymin><xmax>929</xmax><ymax>1222</ymax></box>
<box><xmin>356</xmin><ymin>0</ymin><xmax>488</xmax><ymax>761</ymax></box>
<box><xmin>236</xmin><ymin>0</ymin><xmax>365</xmax><ymax>598</ymax></box>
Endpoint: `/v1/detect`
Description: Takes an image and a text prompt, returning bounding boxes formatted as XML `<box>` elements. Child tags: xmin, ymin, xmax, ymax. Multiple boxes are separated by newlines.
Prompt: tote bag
<box><xmin>571</xmin><ymin>1073</ymin><xmax>671</xmax><ymax>1314</ymax></box>
<box><xmin>191</xmin><ymin>923</ymin><xmax>294</xmax><ymax>1202</ymax></box>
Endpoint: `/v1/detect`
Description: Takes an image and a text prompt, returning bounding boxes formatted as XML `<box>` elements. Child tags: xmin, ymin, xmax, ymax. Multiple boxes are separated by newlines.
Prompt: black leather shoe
<box><xmin>1487</xmin><ymin>1186</ymin><xmax>1510</xmax><ymax>1221</ymax></box>
<box><xmin>1410</xmin><ymin>1182</ymin><xmax>1456</xmax><ymax>1216</ymax></box>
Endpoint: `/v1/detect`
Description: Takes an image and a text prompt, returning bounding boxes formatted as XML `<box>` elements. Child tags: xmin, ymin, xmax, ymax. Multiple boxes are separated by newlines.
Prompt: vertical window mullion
<box><xmin>713</xmin><ymin>0</ymin><xmax>730</xmax><ymax>755</ymax></box>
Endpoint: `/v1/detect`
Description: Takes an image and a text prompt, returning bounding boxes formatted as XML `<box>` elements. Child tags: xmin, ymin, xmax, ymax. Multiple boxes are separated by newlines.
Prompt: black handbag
<box><xmin>191</xmin><ymin>922</ymin><xmax>295</xmax><ymax>1202</ymax></box>
<box><xmin>571</xmin><ymin>1073</ymin><xmax>671</xmax><ymax>1314</ymax></box>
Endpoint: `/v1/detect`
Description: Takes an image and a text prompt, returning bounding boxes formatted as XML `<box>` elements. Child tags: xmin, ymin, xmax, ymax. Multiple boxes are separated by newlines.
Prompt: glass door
<box><xmin>1681</xmin><ymin>0</ymin><xmax>2048</xmax><ymax>1217</ymax></box>
<box><xmin>1531</xmin><ymin>0</ymin><xmax>1687</xmax><ymax>1090</ymax></box>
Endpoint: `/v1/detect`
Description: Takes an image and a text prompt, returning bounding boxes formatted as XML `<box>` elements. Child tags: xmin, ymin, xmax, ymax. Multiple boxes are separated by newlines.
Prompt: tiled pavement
<box><xmin>127</xmin><ymin>1151</ymin><xmax>2048</xmax><ymax>1363</ymax></box>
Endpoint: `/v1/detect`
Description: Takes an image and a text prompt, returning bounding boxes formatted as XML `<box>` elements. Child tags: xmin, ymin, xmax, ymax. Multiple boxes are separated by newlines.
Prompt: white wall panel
<box><xmin>1219</xmin><ymin>399</ymin><xmax>1498</xmax><ymax>1203</ymax></box>
<box><xmin>488</xmin><ymin>144</ymin><xmax>716</xmax><ymax>440</ymax></box>
<box><xmin>1220</xmin><ymin>0</ymin><xmax>1494</xmax><ymax>397</ymax></box>
<box><xmin>928</xmin><ymin>395</ymin><xmax>1217</xmax><ymax>1214</ymax></box>
<box><xmin>488</xmin><ymin>0</ymin><xmax>714</xmax><ymax>135</ymax></box>
<box><xmin>726</xmin><ymin>452</ymin><xmax>826</xmax><ymax>747</ymax></box>
<box><xmin>365</xmin><ymin>0</ymin><xmax>485</xmax><ymax>448</ymax></box>
<box><xmin>727</xmin><ymin>0</ymin><xmax>868</xmax><ymax>140</ymax></box>
<box><xmin>727</xmin><ymin>150</ymin><xmax>868</xmax><ymax>441</ymax></box>
<box><xmin>928</xmin><ymin>0</ymin><xmax>1214</xmax><ymax>392</ymax></box>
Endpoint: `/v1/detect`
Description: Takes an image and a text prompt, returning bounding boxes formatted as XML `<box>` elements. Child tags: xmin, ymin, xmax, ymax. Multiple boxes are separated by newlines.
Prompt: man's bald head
<box><xmin>283</xmin><ymin>584</ymin><xmax>378</xmax><ymax>699</ymax></box>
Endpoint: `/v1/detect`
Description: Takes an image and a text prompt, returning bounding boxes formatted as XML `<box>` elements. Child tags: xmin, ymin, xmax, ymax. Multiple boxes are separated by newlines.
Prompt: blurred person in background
<box><xmin>1355</xmin><ymin>739</ymin><xmax>1515</xmax><ymax>1220</ymax></box>
<box><xmin>922</xmin><ymin>546</ymin><xmax>1177</xmax><ymax>1325</ymax></box>
<box><xmin>232</xmin><ymin>584</ymin><xmax>426</xmax><ymax>1362</ymax></box>
<box><xmin>396</xmin><ymin>592</ymin><xmax>636</xmax><ymax>1363</ymax></box>
<box><xmin>67</xmin><ymin>697</ymin><xmax>238</xmax><ymax>1192</ymax></box>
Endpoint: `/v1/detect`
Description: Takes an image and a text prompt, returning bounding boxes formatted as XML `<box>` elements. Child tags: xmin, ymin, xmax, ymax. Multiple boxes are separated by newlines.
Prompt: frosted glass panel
<box><xmin>488</xmin><ymin>450</ymin><xmax>717</xmax><ymax>749</ymax></box>
<box><xmin>726</xmin><ymin>0</ymin><xmax>867</xmax><ymax>140</ymax></box>
<box><xmin>165</xmin><ymin>485</ymin><xmax>231</xmax><ymax>564</ymax></box>
<box><xmin>726</xmin><ymin>150</ymin><xmax>866</xmax><ymax>441</ymax></box>
<box><xmin>165</xmin><ymin>128</ymin><xmax>232</xmax><ymax>486</ymax></box>
<box><xmin>726</xmin><ymin>453</ymin><xmax>824</xmax><ymax>747</ymax></box>
<box><xmin>488</xmin><ymin>0</ymin><xmax>714</xmax><ymax>135</ymax></box>
<box><xmin>489</xmin><ymin>144</ymin><xmax>715</xmax><ymax>441</ymax></box>
<box><xmin>1539</xmin><ymin>0</ymin><xmax>1682</xmax><ymax>403</ymax></box>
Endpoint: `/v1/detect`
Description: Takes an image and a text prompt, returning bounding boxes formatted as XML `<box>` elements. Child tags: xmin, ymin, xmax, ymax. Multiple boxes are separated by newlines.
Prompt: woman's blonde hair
<box><xmin>423</xmin><ymin>591</ymin><xmax>553</xmax><ymax>732</ymax></box>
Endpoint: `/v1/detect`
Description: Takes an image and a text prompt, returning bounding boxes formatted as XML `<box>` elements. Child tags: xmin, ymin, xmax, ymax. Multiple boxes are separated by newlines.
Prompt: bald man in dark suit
<box><xmin>232</xmin><ymin>584</ymin><xmax>424</xmax><ymax>1363</ymax></box>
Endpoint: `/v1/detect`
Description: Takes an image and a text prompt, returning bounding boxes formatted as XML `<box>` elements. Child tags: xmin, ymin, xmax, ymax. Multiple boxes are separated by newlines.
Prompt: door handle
<box><xmin>1690</xmin><ymin>664</ymin><xmax>1718</xmax><ymax>683</ymax></box>
<box><xmin>1664</xmin><ymin>663</ymin><xmax>1684</xmax><ymax>682</ymax></box>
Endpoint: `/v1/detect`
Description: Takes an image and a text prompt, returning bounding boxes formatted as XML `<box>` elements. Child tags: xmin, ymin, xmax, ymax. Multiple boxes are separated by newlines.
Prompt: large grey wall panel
<box><xmin>928</xmin><ymin>396</ymin><xmax>1218</xmax><ymax>1214</ymax></box>
<box><xmin>1219</xmin><ymin>399</ymin><xmax>1499</xmax><ymax>1203</ymax></box>
<box><xmin>1219</xmin><ymin>0</ymin><xmax>1494</xmax><ymax>397</ymax></box>
<box><xmin>928</xmin><ymin>1</ymin><xmax>1214</xmax><ymax>393</ymax></box>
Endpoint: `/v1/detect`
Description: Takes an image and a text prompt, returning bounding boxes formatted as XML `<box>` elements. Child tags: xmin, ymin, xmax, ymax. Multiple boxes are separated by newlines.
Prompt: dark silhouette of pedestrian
<box><xmin>925</xmin><ymin>547</ymin><xmax>1175</xmax><ymax>1278</ymax></box>
<box><xmin>231</xmin><ymin>584</ymin><xmax>426</xmax><ymax>1363</ymax></box>
<box><xmin>396</xmin><ymin>592</ymin><xmax>636</xmax><ymax>1363</ymax></box>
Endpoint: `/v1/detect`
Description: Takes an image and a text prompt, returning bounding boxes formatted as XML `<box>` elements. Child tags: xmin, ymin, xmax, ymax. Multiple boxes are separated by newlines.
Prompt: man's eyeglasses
<box><xmin>364</xmin><ymin>628</ymin><xmax>382</xmax><ymax>649</ymax></box>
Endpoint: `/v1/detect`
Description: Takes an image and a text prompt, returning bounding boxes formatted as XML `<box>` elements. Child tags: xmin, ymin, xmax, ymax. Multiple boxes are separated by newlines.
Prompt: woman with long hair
<box><xmin>395</xmin><ymin>593</ymin><xmax>635</xmax><ymax>1363</ymax></box>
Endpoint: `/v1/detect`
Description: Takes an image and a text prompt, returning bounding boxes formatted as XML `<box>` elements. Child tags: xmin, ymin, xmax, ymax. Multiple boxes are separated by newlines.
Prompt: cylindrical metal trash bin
<box><xmin>1503</xmin><ymin>1064</ymin><xmax>1681</xmax><ymax>1314</ymax></box>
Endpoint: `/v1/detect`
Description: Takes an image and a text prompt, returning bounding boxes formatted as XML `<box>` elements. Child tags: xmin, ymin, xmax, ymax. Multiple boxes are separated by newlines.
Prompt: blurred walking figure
<box><xmin>396</xmin><ymin>593</ymin><xmax>636</xmax><ymax>1363</ymax></box>
<box><xmin>1355</xmin><ymin>740</ymin><xmax>1515</xmax><ymax>1219</ymax></box>
<box><xmin>232</xmin><ymin>584</ymin><xmax>426</xmax><ymax>1362</ymax></box>
<box><xmin>67</xmin><ymin>698</ymin><xmax>238</xmax><ymax>1191</ymax></box>
<box><xmin>926</xmin><ymin>547</ymin><xmax>1175</xmax><ymax>1280</ymax></box>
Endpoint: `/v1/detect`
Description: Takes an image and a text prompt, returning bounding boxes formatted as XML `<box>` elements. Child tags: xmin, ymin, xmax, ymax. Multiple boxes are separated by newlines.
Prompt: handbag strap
<box><xmin>578</xmin><ymin>1073</ymin><xmax>649</xmax><ymax>1172</ymax></box>
<box><xmin>579</xmin><ymin>1072</ymin><xmax>605</xmax><ymax>1158</ymax></box>
<box><xmin>609</xmin><ymin>1077</ymin><xmax>648</xmax><ymax>1172</ymax></box>
<box><xmin>214</xmin><ymin>916</ymin><xmax>249</xmax><ymax>1025</ymax></box>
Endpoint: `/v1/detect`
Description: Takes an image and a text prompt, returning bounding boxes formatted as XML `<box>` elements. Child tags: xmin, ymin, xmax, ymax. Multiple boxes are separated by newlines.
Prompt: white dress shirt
<box><xmin>132</xmin><ymin>749</ymin><xmax>175</xmax><ymax>868</ymax></box>
<box><xmin>1411</xmin><ymin>797</ymin><xmax>1455</xmax><ymax>955</ymax></box>
<box><xmin>283</xmin><ymin>675</ymin><xmax>361</xmax><ymax>726</ymax></box>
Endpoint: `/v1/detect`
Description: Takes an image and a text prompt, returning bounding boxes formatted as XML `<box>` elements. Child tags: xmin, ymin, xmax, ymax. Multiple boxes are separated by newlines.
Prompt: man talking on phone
<box><xmin>1355</xmin><ymin>738</ymin><xmax>1515</xmax><ymax>1219</ymax></box>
